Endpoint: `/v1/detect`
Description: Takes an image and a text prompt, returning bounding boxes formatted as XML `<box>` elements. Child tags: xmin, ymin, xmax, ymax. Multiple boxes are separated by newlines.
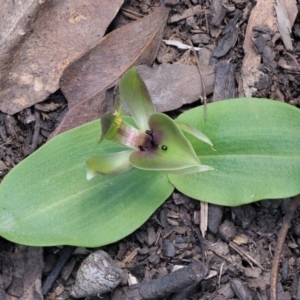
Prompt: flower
<box><xmin>86</xmin><ymin>67</ymin><xmax>214</xmax><ymax>179</ymax></box>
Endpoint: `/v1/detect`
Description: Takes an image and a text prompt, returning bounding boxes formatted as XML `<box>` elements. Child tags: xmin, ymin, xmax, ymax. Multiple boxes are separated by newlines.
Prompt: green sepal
<box><xmin>175</xmin><ymin>121</ymin><xmax>214</xmax><ymax>148</ymax></box>
<box><xmin>119</xmin><ymin>67</ymin><xmax>155</xmax><ymax>132</ymax></box>
<box><xmin>99</xmin><ymin>96</ymin><xmax>125</xmax><ymax>143</ymax></box>
<box><xmin>86</xmin><ymin>150</ymin><xmax>133</xmax><ymax>178</ymax></box>
<box><xmin>163</xmin><ymin>164</ymin><xmax>214</xmax><ymax>175</ymax></box>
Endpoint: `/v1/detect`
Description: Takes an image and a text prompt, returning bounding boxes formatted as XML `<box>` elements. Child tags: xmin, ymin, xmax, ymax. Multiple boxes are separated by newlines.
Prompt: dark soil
<box><xmin>1</xmin><ymin>0</ymin><xmax>300</xmax><ymax>299</ymax></box>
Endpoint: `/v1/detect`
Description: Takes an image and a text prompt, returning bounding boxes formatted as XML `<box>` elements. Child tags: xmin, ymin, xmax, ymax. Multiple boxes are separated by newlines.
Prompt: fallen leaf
<box><xmin>0</xmin><ymin>0</ymin><xmax>123</xmax><ymax>115</ymax></box>
<box><xmin>241</xmin><ymin>0</ymin><xmax>276</xmax><ymax>97</ymax></box>
<box><xmin>52</xmin><ymin>5</ymin><xmax>169</xmax><ymax>137</ymax></box>
<box><xmin>284</xmin><ymin>0</ymin><xmax>298</xmax><ymax>25</ymax></box>
<box><xmin>136</xmin><ymin>64</ymin><xmax>215</xmax><ymax>112</ymax></box>
<box><xmin>275</xmin><ymin>0</ymin><xmax>297</xmax><ymax>51</ymax></box>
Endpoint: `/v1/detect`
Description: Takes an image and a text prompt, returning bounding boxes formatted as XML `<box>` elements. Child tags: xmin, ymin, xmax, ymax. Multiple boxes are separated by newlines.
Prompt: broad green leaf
<box><xmin>0</xmin><ymin>118</ymin><xmax>173</xmax><ymax>247</ymax></box>
<box><xmin>169</xmin><ymin>98</ymin><xmax>300</xmax><ymax>206</ymax></box>
<box><xmin>119</xmin><ymin>67</ymin><xmax>155</xmax><ymax>132</ymax></box>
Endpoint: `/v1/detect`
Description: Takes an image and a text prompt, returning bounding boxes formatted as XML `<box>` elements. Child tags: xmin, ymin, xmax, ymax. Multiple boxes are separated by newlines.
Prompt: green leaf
<box><xmin>0</xmin><ymin>118</ymin><xmax>174</xmax><ymax>247</ymax></box>
<box><xmin>119</xmin><ymin>67</ymin><xmax>155</xmax><ymax>132</ymax></box>
<box><xmin>169</xmin><ymin>98</ymin><xmax>300</xmax><ymax>206</ymax></box>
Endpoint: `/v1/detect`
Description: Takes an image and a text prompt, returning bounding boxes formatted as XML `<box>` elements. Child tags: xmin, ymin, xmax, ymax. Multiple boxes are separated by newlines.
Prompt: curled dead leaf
<box><xmin>0</xmin><ymin>0</ymin><xmax>124</xmax><ymax>115</ymax></box>
<box><xmin>52</xmin><ymin>5</ymin><xmax>169</xmax><ymax>137</ymax></box>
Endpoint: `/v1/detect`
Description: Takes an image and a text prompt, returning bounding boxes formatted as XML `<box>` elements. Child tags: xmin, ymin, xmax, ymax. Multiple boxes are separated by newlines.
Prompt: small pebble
<box><xmin>219</xmin><ymin>220</ymin><xmax>236</xmax><ymax>241</ymax></box>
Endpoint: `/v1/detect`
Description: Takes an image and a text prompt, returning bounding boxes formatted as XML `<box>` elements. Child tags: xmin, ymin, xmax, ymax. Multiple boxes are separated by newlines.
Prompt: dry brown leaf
<box><xmin>241</xmin><ymin>0</ymin><xmax>276</xmax><ymax>97</ymax></box>
<box><xmin>52</xmin><ymin>5</ymin><xmax>169</xmax><ymax>137</ymax></box>
<box><xmin>275</xmin><ymin>0</ymin><xmax>297</xmax><ymax>51</ymax></box>
<box><xmin>137</xmin><ymin>64</ymin><xmax>215</xmax><ymax>112</ymax></box>
<box><xmin>0</xmin><ymin>0</ymin><xmax>123</xmax><ymax>115</ymax></box>
<box><xmin>284</xmin><ymin>0</ymin><xmax>298</xmax><ymax>25</ymax></box>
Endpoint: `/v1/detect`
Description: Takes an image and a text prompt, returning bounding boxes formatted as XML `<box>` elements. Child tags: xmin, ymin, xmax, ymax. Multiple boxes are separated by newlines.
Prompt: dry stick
<box><xmin>229</xmin><ymin>241</ymin><xmax>264</xmax><ymax>270</ymax></box>
<box><xmin>193</xmin><ymin>227</ymin><xmax>206</xmax><ymax>264</ymax></box>
<box><xmin>285</xmin><ymin>52</ymin><xmax>300</xmax><ymax>69</ymax></box>
<box><xmin>42</xmin><ymin>246</ymin><xmax>75</xmax><ymax>295</ymax></box>
<box><xmin>31</xmin><ymin>109</ymin><xmax>41</xmax><ymax>152</ymax></box>
<box><xmin>189</xmin><ymin>41</ymin><xmax>207</xmax><ymax>120</ymax></box>
<box><xmin>121</xmin><ymin>261</ymin><xmax>208</xmax><ymax>300</ymax></box>
<box><xmin>200</xmin><ymin>201</ymin><xmax>208</xmax><ymax>237</ymax></box>
<box><xmin>270</xmin><ymin>195</ymin><xmax>300</xmax><ymax>300</ymax></box>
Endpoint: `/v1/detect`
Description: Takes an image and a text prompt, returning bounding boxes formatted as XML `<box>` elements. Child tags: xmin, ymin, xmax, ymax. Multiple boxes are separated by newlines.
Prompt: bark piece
<box><xmin>232</xmin><ymin>205</ymin><xmax>256</xmax><ymax>228</ymax></box>
<box><xmin>0</xmin><ymin>0</ymin><xmax>123</xmax><ymax>115</ymax></box>
<box><xmin>169</xmin><ymin>5</ymin><xmax>204</xmax><ymax>23</ymax></box>
<box><xmin>5</xmin><ymin>246</ymin><xmax>43</xmax><ymax>300</ymax></box>
<box><xmin>208</xmin><ymin>204</ymin><xmax>224</xmax><ymax>234</ymax></box>
<box><xmin>6</xmin><ymin>277</ymin><xmax>23</xmax><ymax>298</ymax></box>
<box><xmin>163</xmin><ymin>239</ymin><xmax>176</xmax><ymax>257</ymax></box>
<box><xmin>231</xmin><ymin>279</ymin><xmax>253</xmax><ymax>300</ymax></box>
<box><xmin>210</xmin><ymin>0</ymin><xmax>227</xmax><ymax>36</ymax></box>
<box><xmin>214</xmin><ymin>283</ymin><xmax>235</xmax><ymax>299</ymax></box>
<box><xmin>147</xmin><ymin>227</ymin><xmax>156</xmax><ymax>246</ymax></box>
<box><xmin>213</xmin><ymin>63</ymin><xmax>236</xmax><ymax>101</ymax></box>
<box><xmin>275</xmin><ymin>0</ymin><xmax>297</xmax><ymax>51</ymax></box>
<box><xmin>213</xmin><ymin>11</ymin><xmax>242</xmax><ymax>58</ymax></box>
<box><xmin>241</xmin><ymin>0</ymin><xmax>276</xmax><ymax>97</ymax></box>
<box><xmin>53</xmin><ymin>5</ymin><xmax>169</xmax><ymax>136</ymax></box>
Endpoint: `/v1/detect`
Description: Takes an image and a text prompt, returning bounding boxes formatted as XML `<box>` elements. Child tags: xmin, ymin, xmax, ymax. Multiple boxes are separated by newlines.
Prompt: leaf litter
<box><xmin>53</xmin><ymin>5</ymin><xmax>169</xmax><ymax>137</ymax></box>
<box><xmin>0</xmin><ymin>0</ymin><xmax>123</xmax><ymax>115</ymax></box>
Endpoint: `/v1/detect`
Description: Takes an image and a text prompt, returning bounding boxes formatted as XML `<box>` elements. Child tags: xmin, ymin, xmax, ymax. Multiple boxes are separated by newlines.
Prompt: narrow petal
<box><xmin>130</xmin><ymin>113</ymin><xmax>207</xmax><ymax>172</ymax></box>
<box><xmin>100</xmin><ymin>96</ymin><xmax>124</xmax><ymax>143</ymax></box>
<box><xmin>166</xmin><ymin>164</ymin><xmax>214</xmax><ymax>175</ymax></box>
<box><xmin>114</xmin><ymin>121</ymin><xmax>149</xmax><ymax>150</ymax></box>
<box><xmin>175</xmin><ymin>121</ymin><xmax>214</xmax><ymax>147</ymax></box>
<box><xmin>86</xmin><ymin>150</ymin><xmax>133</xmax><ymax>179</ymax></box>
<box><xmin>119</xmin><ymin>67</ymin><xmax>155</xmax><ymax>131</ymax></box>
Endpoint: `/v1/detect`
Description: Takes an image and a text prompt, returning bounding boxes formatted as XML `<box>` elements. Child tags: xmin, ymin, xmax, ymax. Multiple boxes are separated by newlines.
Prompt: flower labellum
<box><xmin>86</xmin><ymin>67</ymin><xmax>214</xmax><ymax>179</ymax></box>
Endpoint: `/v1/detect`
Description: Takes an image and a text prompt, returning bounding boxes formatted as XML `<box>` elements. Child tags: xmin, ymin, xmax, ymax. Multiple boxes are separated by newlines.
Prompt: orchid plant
<box><xmin>0</xmin><ymin>66</ymin><xmax>300</xmax><ymax>247</ymax></box>
<box><xmin>86</xmin><ymin>67</ymin><xmax>214</xmax><ymax>178</ymax></box>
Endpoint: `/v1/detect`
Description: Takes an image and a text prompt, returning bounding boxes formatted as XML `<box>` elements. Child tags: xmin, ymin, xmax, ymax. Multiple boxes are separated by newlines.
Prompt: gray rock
<box><xmin>219</xmin><ymin>220</ymin><xmax>236</xmax><ymax>241</ymax></box>
<box><xmin>71</xmin><ymin>250</ymin><xmax>123</xmax><ymax>298</ymax></box>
